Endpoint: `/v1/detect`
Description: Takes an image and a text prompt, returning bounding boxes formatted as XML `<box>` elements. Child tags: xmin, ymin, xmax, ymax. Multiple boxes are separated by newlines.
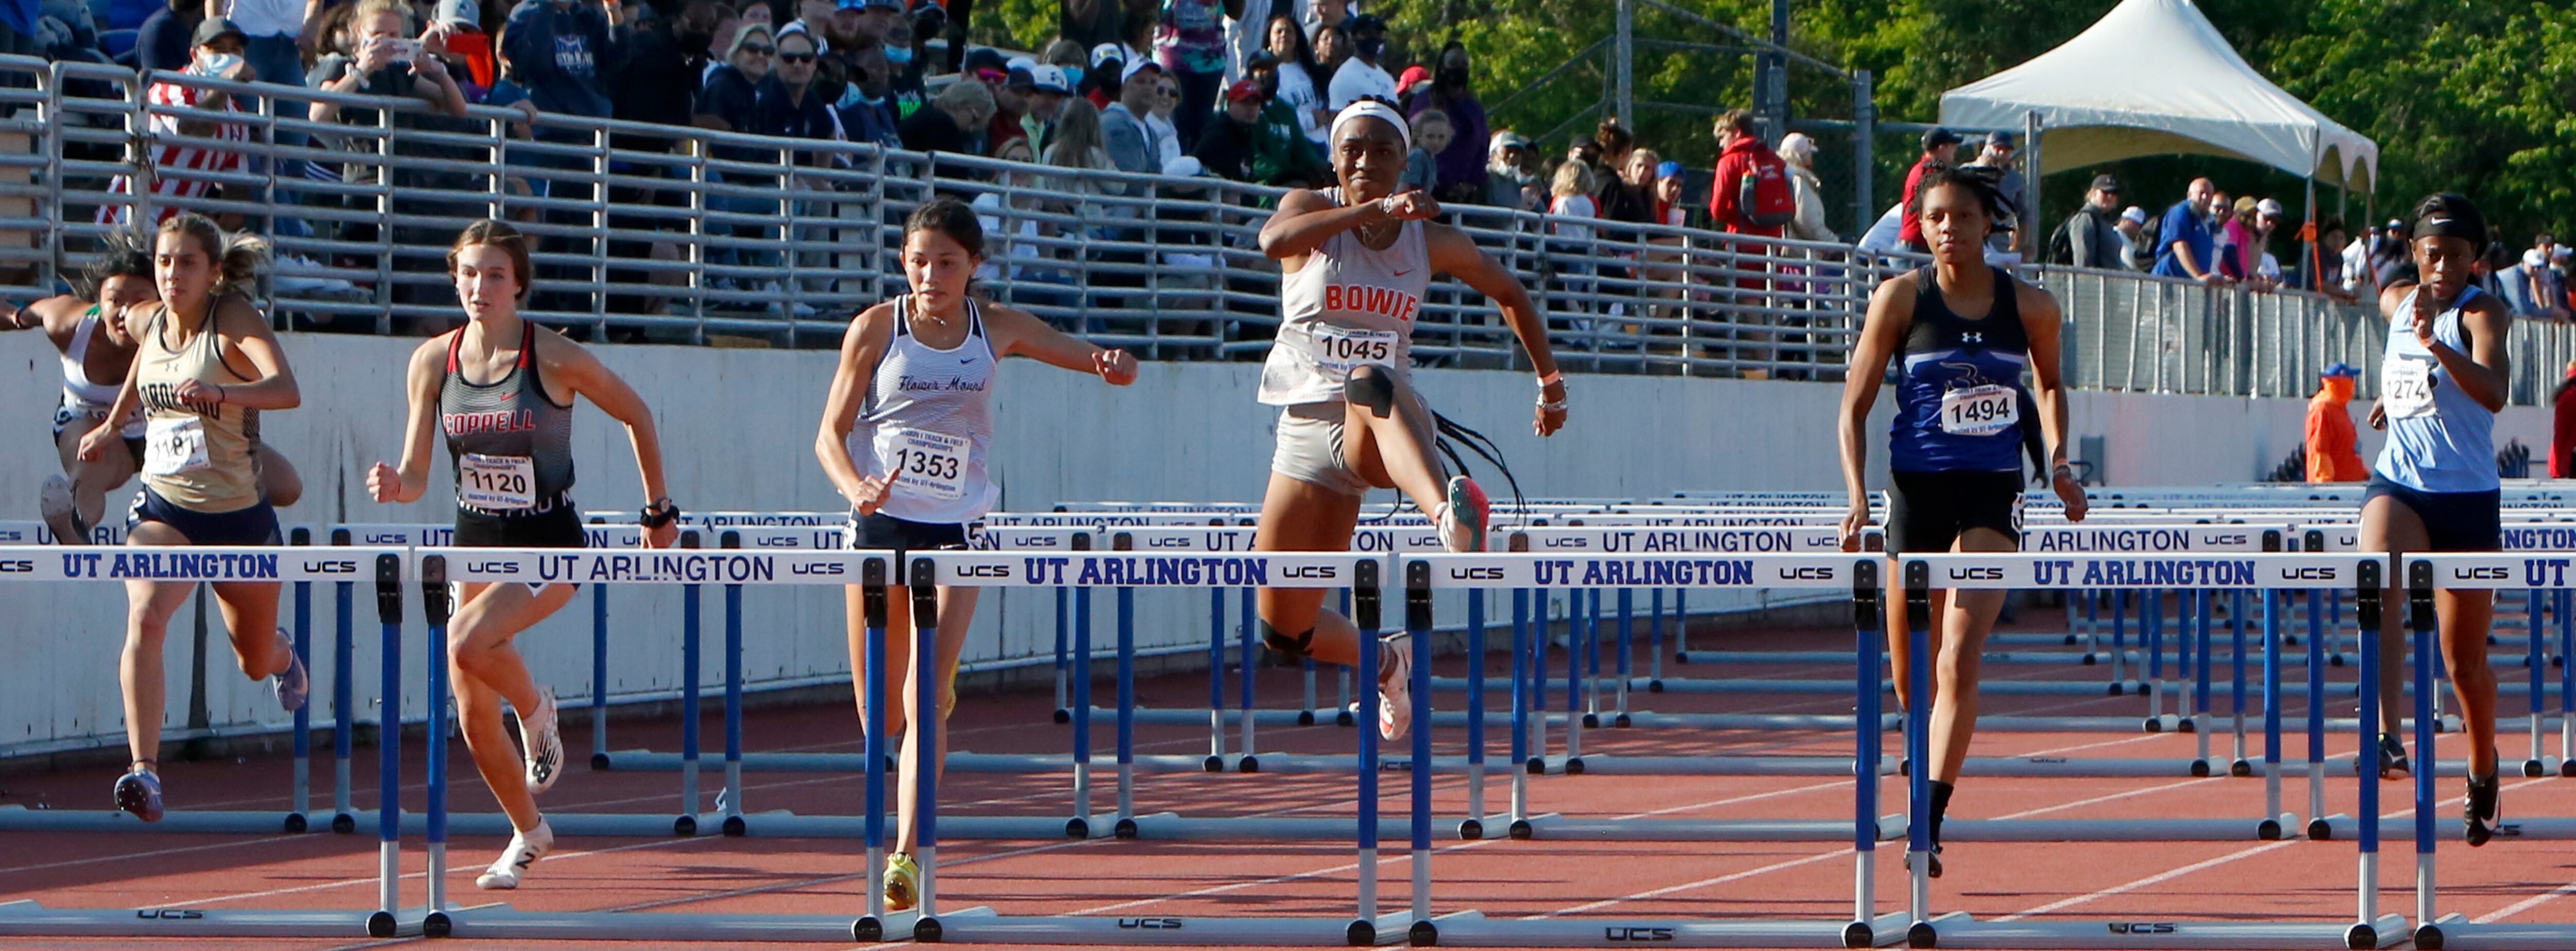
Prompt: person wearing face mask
<box><xmin>98</xmin><ymin>16</ymin><xmax>256</xmax><ymax>227</ymax></box>
<box><xmin>838</xmin><ymin>38</ymin><xmax>903</xmax><ymax>147</ymax></box>
<box><xmin>2307</xmin><ymin>363</ymin><xmax>2366</xmax><ymax>482</ymax></box>
<box><xmin>1407</xmin><ymin>40</ymin><xmax>1484</xmax><ymax>204</ymax></box>
<box><xmin>612</xmin><ymin>0</ymin><xmax>720</xmax><ymax>144</ymax></box>
<box><xmin>1323</xmin><ymin>12</ymin><xmax>1390</xmax><ymax>110</ymax></box>
<box><xmin>1242</xmin><ymin>52</ymin><xmax>1324</xmax><ymax>185</ymax></box>
<box><xmin>879</xmin><ymin>11</ymin><xmax>927</xmax><ymax>116</ymax></box>
<box><xmin>1015</xmin><ymin>63</ymin><xmax>1072</xmax><ymax>157</ymax></box>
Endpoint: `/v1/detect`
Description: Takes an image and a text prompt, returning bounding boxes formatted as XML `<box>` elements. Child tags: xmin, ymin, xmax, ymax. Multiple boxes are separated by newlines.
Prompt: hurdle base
<box><xmin>1946</xmin><ymin>756</ymin><xmax>2227</xmax><ymax>778</ymax></box>
<box><xmin>922</xmin><ymin>905</ymin><xmax>1403</xmax><ymax>945</ymax></box>
<box><xmin>436</xmin><ymin>902</ymin><xmax>868</xmax><ymax>942</ymax></box>
<box><xmin>1418</xmin><ymin>909</ymin><xmax>1918</xmax><ymax>947</ymax></box>
<box><xmin>0</xmin><ymin>805</ymin><xmax>312</xmax><ymax>835</ymax></box>
<box><xmin>2407</xmin><ymin>912</ymin><xmax>2576</xmax><ymax>949</ymax></box>
<box><xmin>0</xmin><ymin>899</ymin><xmax>408</xmax><ymax>938</ymax></box>
<box><xmin>2314</xmin><ymin>814</ymin><xmax>2576</xmax><ymax>841</ymax></box>
<box><xmin>1914</xmin><ymin>911</ymin><xmax>2404</xmax><ymax>949</ymax></box>
<box><xmin>1510</xmin><ymin>813</ymin><xmax>1906</xmax><ymax>842</ymax></box>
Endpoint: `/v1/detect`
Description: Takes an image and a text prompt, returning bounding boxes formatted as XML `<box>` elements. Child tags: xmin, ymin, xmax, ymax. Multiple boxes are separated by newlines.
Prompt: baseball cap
<box><xmin>2232</xmin><ymin>195</ymin><xmax>2258</xmax><ymax>215</ymax></box>
<box><xmin>1397</xmin><ymin>65</ymin><xmax>1430</xmax><ymax>90</ymax></box>
<box><xmin>2089</xmin><ymin>174</ymin><xmax>2119</xmax><ymax>192</ymax></box>
<box><xmin>1345</xmin><ymin>12</ymin><xmax>1385</xmax><ymax>32</ymax></box>
<box><xmin>2529</xmin><ymin>248</ymin><xmax>2551</xmax><ymax>269</ymax></box>
<box><xmin>862</xmin><ymin>0</ymin><xmax>902</xmax><ymax>10</ymax></box>
<box><xmin>2120</xmin><ymin>206</ymin><xmax>2148</xmax><ymax>225</ymax></box>
<box><xmin>193</xmin><ymin>15</ymin><xmax>245</xmax><ymax>46</ymax></box>
<box><xmin>2322</xmin><ymin>363</ymin><xmax>2361</xmax><ymax>379</ymax></box>
<box><xmin>1921</xmin><ymin>127</ymin><xmax>1961</xmax><ymax>151</ymax></box>
<box><xmin>2256</xmin><ymin>198</ymin><xmax>2284</xmax><ymax>217</ymax></box>
<box><xmin>961</xmin><ymin>47</ymin><xmax>1006</xmax><ymax>74</ymax></box>
<box><xmin>1029</xmin><ymin>64</ymin><xmax>1072</xmax><ymax>95</ymax></box>
<box><xmin>1246</xmin><ymin>50</ymin><xmax>1280</xmax><ymax>72</ymax></box>
<box><xmin>1223</xmin><ymin>78</ymin><xmax>1264</xmax><ymax>103</ymax></box>
<box><xmin>1655</xmin><ymin>160</ymin><xmax>1683</xmax><ymax>179</ymax></box>
<box><xmin>432</xmin><ymin>0</ymin><xmax>480</xmax><ymax>30</ymax></box>
<box><xmin>1985</xmin><ymin>130</ymin><xmax>2015</xmax><ymax>149</ymax></box>
<box><xmin>2555</xmin><ymin>246</ymin><xmax>2571</xmax><ymax>260</ymax></box>
<box><xmin>1121</xmin><ymin>57</ymin><xmax>1162</xmax><ymax>83</ymax></box>
<box><xmin>1090</xmin><ymin>42</ymin><xmax>1124</xmax><ymax>69</ymax></box>
<box><xmin>1492</xmin><ymin>130</ymin><xmax>1529</xmax><ymax>150</ymax></box>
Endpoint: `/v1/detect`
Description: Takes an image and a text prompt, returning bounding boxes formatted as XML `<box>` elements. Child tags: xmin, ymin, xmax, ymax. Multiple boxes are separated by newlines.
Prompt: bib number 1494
<box><xmin>1938</xmin><ymin>384</ymin><xmax>2018</xmax><ymax>436</ymax></box>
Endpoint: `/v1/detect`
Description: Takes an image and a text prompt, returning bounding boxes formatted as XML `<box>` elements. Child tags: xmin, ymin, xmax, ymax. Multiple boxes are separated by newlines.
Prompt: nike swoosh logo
<box><xmin>1391</xmin><ymin>269</ymin><xmax>1413</xmax><ymax>277</ymax></box>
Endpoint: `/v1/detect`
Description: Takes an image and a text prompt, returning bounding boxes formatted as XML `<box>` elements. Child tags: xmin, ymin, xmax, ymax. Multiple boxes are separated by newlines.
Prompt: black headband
<box><xmin>2411</xmin><ymin>194</ymin><xmax>2487</xmax><ymax>249</ymax></box>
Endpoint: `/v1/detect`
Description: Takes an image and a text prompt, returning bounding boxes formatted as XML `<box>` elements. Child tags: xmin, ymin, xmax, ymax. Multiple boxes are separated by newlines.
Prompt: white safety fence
<box><xmin>8</xmin><ymin>57</ymin><xmax>2567</xmax><ymax>396</ymax></box>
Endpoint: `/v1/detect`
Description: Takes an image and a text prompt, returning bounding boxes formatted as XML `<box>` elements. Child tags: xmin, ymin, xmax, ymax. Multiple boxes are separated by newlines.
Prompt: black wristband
<box><xmin>639</xmin><ymin>499</ymin><xmax>681</xmax><ymax>529</ymax></box>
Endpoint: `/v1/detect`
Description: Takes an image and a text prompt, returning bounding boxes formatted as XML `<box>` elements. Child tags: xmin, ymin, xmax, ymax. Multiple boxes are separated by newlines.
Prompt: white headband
<box><xmin>1330</xmin><ymin>99</ymin><xmax>1410</xmax><ymax>151</ymax></box>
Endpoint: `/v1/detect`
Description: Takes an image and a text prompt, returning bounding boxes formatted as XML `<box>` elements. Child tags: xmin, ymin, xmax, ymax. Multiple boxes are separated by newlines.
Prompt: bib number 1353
<box><xmin>1938</xmin><ymin>384</ymin><xmax>2018</xmax><ymax>436</ymax></box>
<box><xmin>875</xmin><ymin>427</ymin><xmax>970</xmax><ymax>501</ymax></box>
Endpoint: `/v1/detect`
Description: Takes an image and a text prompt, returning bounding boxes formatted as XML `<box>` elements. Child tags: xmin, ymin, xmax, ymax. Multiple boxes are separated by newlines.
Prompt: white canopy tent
<box><xmin>1937</xmin><ymin>0</ymin><xmax>2377</xmax><ymax>194</ymax></box>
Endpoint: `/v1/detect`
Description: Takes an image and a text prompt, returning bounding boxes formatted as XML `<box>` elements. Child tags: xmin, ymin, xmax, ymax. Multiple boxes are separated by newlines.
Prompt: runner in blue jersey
<box><xmin>1836</xmin><ymin>164</ymin><xmax>2088</xmax><ymax>877</ymax></box>
<box><xmin>2357</xmin><ymin>194</ymin><xmax>2510</xmax><ymax>846</ymax></box>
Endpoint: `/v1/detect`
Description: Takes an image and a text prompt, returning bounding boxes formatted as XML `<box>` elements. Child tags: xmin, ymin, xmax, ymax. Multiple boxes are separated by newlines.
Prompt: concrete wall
<box><xmin>1</xmin><ymin>330</ymin><xmax>2554</xmax><ymax>754</ymax></box>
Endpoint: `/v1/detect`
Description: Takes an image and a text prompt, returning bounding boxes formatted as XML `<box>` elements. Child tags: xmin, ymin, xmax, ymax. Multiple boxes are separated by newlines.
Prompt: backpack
<box><xmin>2045</xmin><ymin>215</ymin><xmax>2077</xmax><ymax>265</ymax></box>
<box><xmin>1734</xmin><ymin>149</ymin><xmax>1797</xmax><ymax>230</ymax></box>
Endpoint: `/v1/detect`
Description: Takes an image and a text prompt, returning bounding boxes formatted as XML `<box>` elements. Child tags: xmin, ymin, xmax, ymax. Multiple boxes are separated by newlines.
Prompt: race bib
<box><xmin>2383</xmin><ymin>357</ymin><xmax>2437</xmax><ymax>418</ymax></box>
<box><xmin>458</xmin><ymin>453</ymin><xmax>538</xmax><ymax>510</ymax></box>
<box><xmin>143</xmin><ymin>415</ymin><xmax>210</xmax><ymax>477</ymax></box>
<box><xmin>874</xmin><ymin>427</ymin><xmax>970</xmax><ymax>502</ymax></box>
<box><xmin>1938</xmin><ymin>384</ymin><xmax>2018</xmax><ymax>436</ymax></box>
<box><xmin>1306</xmin><ymin>325</ymin><xmax>1400</xmax><ymax>378</ymax></box>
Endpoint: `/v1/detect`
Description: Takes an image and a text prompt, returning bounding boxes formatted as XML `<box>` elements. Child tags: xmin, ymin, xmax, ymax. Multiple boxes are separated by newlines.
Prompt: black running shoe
<box><xmin>2465</xmin><ymin>761</ymin><xmax>2502</xmax><ymax>847</ymax></box>
<box><xmin>2372</xmin><ymin>733</ymin><xmax>2411</xmax><ymax>779</ymax></box>
<box><xmin>1926</xmin><ymin>845</ymin><xmax>1943</xmax><ymax>879</ymax></box>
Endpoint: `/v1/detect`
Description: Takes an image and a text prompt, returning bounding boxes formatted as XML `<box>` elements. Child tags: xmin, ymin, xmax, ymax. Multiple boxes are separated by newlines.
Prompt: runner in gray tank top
<box><xmin>5</xmin><ymin>232</ymin><xmax>300</xmax><ymax>544</ymax></box>
<box><xmin>817</xmin><ymin>198</ymin><xmax>1139</xmax><ymax>911</ymax></box>
<box><xmin>1253</xmin><ymin>100</ymin><xmax>1569</xmax><ymax>743</ymax></box>
<box><xmin>368</xmin><ymin>220</ymin><xmax>683</xmax><ymax>890</ymax></box>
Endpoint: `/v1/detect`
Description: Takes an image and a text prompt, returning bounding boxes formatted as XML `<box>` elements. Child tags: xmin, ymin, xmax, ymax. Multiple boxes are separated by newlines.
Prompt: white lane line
<box><xmin>1990</xmin><ymin>778</ymin><xmax>2213</xmax><ymax>821</ymax></box>
<box><xmin>0</xmin><ymin>835</ymin><xmax>307</xmax><ymax>876</ymax></box>
<box><xmin>1541</xmin><ymin>850</ymin><xmax>1846</xmax><ymax>917</ymax></box>
<box><xmin>186</xmin><ymin>836</ymin><xmax>721</xmax><ymax>907</ymax></box>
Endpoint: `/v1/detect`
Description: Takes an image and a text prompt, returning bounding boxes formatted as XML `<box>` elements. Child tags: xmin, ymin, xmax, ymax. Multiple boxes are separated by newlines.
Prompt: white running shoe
<box><xmin>1377</xmin><ymin>634</ymin><xmax>1414</xmax><ymax>742</ymax></box>
<box><xmin>1434</xmin><ymin>476</ymin><xmax>1490</xmax><ymax>553</ymax></box>
<box><xmin>38</xmin><ymin>474</ymin><xmax>82</xmax><ymax>544</ymax></box>
<box><xmin>475</xmin><ymin>819</ymin><xmax>554</xmax><ymax>890</ymax></box>
<box><xmin>520</xmin><ymin>688</ymin><xmax>563</xmax><ymax>795</ymax></box>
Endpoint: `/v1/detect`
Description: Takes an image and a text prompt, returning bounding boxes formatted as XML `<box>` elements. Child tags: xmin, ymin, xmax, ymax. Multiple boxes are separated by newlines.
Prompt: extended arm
<box><xmin>550</xmin><ymin>337</ymin><xmax>670</xmax><ymax>508</ymax></box>
<box><xmin>815</xmin><ymin>304</ymin><xmax>894</xmax><ymax>510</ymax></box>
<box><xmin>986</xmin><ymin>304</ymin><xmax>1139</xmax><ymax>383</ymax></box>
<box><xmin>2020</xmin><ymin>282</ymin><xmax>2087</xmax><ymax>519</ymax></box>
<box><xmin>1427</xmin><ymin>222</ymin><xmax>1564</xmax><ymax>435</ymax></box>
<box><xmin>1836</xmin><ymin>278</ymin><xmax>1908</xmax><ymax>545</ymax></box>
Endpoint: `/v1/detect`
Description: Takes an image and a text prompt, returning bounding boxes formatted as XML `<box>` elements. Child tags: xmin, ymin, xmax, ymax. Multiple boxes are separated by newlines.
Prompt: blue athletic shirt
<box><xmin>1890</xmin><ymin>266</ymin><xmax>2030</xmax><ymax>473</ymax></box>
<box><xmin>2373</xmin><ymin>285</ymin><xmax>2500</xmax><ymax>494</ymax></box>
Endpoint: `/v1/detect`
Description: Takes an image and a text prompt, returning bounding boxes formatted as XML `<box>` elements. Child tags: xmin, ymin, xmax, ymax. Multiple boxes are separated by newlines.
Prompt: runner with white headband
<box><xmin>1248</xmin><ymin>98</ymin><xmax>1568</xmax><ymax>742</ymax></box>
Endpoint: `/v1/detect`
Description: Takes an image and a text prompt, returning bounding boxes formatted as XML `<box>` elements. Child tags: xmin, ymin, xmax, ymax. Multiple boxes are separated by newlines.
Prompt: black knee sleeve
<box><xmin>1260</xmin><ymin>621</ymin><xmax>1316</xmax><ymax>661</ymax></box>
<box><xmin>1344</xmin><ymin>365</ymin><xmax>1396</xmax><ymax>418</ymax></box>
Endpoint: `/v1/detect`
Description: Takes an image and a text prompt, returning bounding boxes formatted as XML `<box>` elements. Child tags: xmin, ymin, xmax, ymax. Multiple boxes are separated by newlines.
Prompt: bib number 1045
<box><xmin>1938</xmin><ymin>385</ymin><xmax>2018</xmax><ymax>436</ymax></box>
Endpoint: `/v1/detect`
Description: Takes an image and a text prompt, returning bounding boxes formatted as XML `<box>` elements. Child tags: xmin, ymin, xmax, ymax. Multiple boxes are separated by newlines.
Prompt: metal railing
<box><xmin>7</xmin><ymin>56</ymin><xmax>2570</xmax><ymax>401</ymax></box>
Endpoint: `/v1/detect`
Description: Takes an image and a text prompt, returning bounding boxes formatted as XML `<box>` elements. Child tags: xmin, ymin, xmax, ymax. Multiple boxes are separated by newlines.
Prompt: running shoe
<box><xmin>1435</xmin><ymin>476</ymin><xmax>1490</xmax><ymax>553</ymax></box>
<box><xmin>1378</xmin><ymin>633</ymin><xmax>1414</xmax><ymax>742</ymax></box>
<box><xmin>270</xmin><ymin>634</ymin><xmax>309</xmax><ymax>714</ymax></box>
<box><xmin>1925</xmin><ymin>845</ymin><xmax>1943</xmax><ymax>879</ymax></box>
<box><xmin>113</xmin><ymin>769</ymin><xmax>163</xmax><ymax>822</ymax></box>
<box><xmin>2372</xmin><ymin>733</ymin><xmax>2410</xmax><ymax>779</ymax></box>
<box><xmin>884</xmin><ymin>853</ymin><xmax>921</xmax><ymax>912</ymax></box>
<box><xmin>38</xmin><ymin>474</ymin><xmax>82</xmax><ymax>544</ymax></box>
<box><xmin>2465</xmin><ymin>758</ymin><xmax>2503</xmax><ymax>846</ymax></box>
<box><xmin>474</xmin><ymin>819</ymin><xmax>554</xmax><ymax>889</ymax></box>
<box><xmin>520</xmin><ymin>688</ymin><xmax>564</xmax><ymax>795</ymax></box>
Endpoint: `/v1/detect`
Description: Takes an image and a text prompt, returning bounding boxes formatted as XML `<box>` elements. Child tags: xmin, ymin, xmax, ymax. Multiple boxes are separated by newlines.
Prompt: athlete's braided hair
<box><xmin>1909</xmin><ymin>163</ymin><xmax>2015</xmax><ymax>234</ymax></box>
<box><xmin>79</xmin><ymin>230</ymin><xmax>152</xmax><ymax>302</ymax></box>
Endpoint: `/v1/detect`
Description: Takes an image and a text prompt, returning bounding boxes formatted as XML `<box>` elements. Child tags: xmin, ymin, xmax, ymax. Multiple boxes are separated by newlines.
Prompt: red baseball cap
<box><xmin>1397</xmin><ymin>65</ymin><xmax>1430</xmax><ymax>90</ymax></box>
<box><xmin>1224</xmin><ymin>78</ymin><xmax>1265</xmax><ymax>102</ymax></box>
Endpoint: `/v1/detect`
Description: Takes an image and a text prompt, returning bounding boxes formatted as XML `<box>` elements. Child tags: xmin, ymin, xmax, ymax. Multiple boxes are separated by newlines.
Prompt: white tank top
<box><xmin>1258</xmin><ymin>188</ymin><xmax>1431</xmax><ymax>406</ymax></box>
<box><xmin>60</xmin><ymin>307</ymin><xmax>147</xmax><ymax>438</ymax></box>
<box><xmin>847</xmin><ymin>297</ymin><xmax>1000</xmax><ymax>524</ymax></box>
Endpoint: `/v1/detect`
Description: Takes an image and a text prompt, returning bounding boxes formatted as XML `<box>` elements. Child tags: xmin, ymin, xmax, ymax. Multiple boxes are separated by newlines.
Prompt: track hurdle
<box><xmin>913</xmin><ymin>548</ymin><xmax>1418</xmax><ymax>944</ymax></box>
<box><xmin>1896</xmin><ymin>551</ymin><xmax>2405</xmax><ymax>949</ymax></box>
<box><xmin>0</xmin><ymin>547</ymin><xmax>426</xmax><ymax>939</ymax></box>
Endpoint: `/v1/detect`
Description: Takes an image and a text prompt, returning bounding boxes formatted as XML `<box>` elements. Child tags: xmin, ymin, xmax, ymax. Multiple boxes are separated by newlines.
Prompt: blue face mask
<box><xmin>1062</xmin><ymin>65</ymin><xmax>1083</xmax><ymax>87</ymax></box>
<box><xmin>1353</xmin><ymin>37</ymin><xmax>1383</xmax><ymax>60</ymax></box>
<box><xmin>885</xmin><ymin>45</ymin><xmax>913</xmax><ymax>64</ymax></box>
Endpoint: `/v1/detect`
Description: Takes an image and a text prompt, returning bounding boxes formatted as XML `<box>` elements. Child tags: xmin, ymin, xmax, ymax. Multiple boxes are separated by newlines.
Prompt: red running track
<box><xmin>8</xmin><ymin>610</ymin><xmax>2576</xmax><ymax>950</ymax></box>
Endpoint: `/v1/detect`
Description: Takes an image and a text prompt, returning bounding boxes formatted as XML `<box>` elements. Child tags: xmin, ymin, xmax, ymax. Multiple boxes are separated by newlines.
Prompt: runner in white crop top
<box><xmin>816</xmin><ymin>198</ymin><xmax>1139</xmax><ymax>912</ymax></box>
<box><xmin>1251</xmin><ymin>101</ymin><xmax>1568</xmax><ymax>744</ymax></box>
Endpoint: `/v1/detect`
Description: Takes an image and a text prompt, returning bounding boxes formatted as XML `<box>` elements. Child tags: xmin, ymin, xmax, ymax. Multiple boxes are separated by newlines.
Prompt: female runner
<box><xmin>77</xmin><ymin>214</ymin><xmax>308</xmax><ymax>821</ymax></box>
<box><xmin>1251</xmin><ymin>100</ymin><xmax>1568</xmax><ymax>743</ymax></box>
<box><xmin>2358</xmin><ymin>194</ymin><xmax>2507</xmax><ymax>844</ymax></box>
<box><xmin>366</xmin><ymin>220</ymin><xmax>682</xmax><ymax>888</ymax></box>
<box><xmin>816</xmin><ymin>198</ymin><xmax>1139</xmax><ymax>910</ymax></box>
<box><xmin>1836</xmin><ymin>165</ymin><xmax>2088</xmax><ymax>876</ymax></box>
<box><xmin>8</xmin><ymin>234</ymin><xmax>299</xmax><ymax>542</ymax></box>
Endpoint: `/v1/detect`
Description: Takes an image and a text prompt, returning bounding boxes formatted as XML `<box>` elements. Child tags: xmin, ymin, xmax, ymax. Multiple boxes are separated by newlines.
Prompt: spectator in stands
<box><xmin>1323</xmin><ymin>12</ymin><xmax>1388</xmax><ymax>110</ymax></box>
<box><xmin>1044</xmin><ymin>95</ymin><xmax>1113</xmax><ymax>178</ymax></box>
<box><xmin>218</xmin><ymin>0</ymin><xmax>318</xmax><ymax>93</ymax></box>
<box><xmin>1153</xmin><ymin>0</ymin><xmax>1233</xmax><ymax>148</ymax></box>
<box><xmin>880</xmin><ymin>13</ymin><xmax>925</xmax><ymax>115</ymax></box>
<box><xmin>502</xmin><ymin>0</ymin><xmax>619</xmax><ymax>121</ymax></box>
<box><xmin>1651</xmin><ymin>159</ymin><xmax>1684</xmax><ymax>228</ymax></box>
<box><xmin>2301</xmin><ymin>219</ymin><xmax>2358</xmax><ymax>302</ymax></box>
<box><xmin>2207</xmin><ymin>191</ymin><xmax>2244</xmax><ymax>280</ymax></box>
<box><xmin>101</xmin><ymin>15</ymin><xmax>253</xmax><ymax>226</ymax></box>
<box><xmin>1399</xmin><ymin>108</ymin><xmax>1445</xmax><ymax>194</ymax></box>
<box><xmin>1015</xmin><ymin>63</ymin><xmax>1072</xmax><ymax>157</ymax></box>
<box><xmin>1486</xmin><ymin>130</ymin><xmax>1536</xmax><ymax>210</ymax></box>
<box><xmin>1100</xmin><ymin>56</ymin><xmax>1168</xmax><ymax>175</ymax></box>
<box><xmin>1705</xmin><ymin>107</ymin><xmax>1786</xmax><ymax>239</ymax></box>
<box><xmin>2517</xmin><ymin>236</ymin><xmax>2569</xmax><ymax>320</ymax></box>
<box><xmin>696</xmin><ymin>21</ymin><xmax>769</xmax><ymax>130</ymax></box>
<box><xmin>1260</xmin><ymin>14</ymin><xmax>1322</xmax><ymax>148</ymax></box>
<box><xmin>982</xmin><ymin>57</ymin><xmax>1030</xmax><ymax>147</ymax></box>
<box><xmin>1082</xmin><ymin>41</ymin><xmax>1124</xmax><ymax>106</ymax></box>
<box><xmin>2151</xmin><ymin>177</ymin><xmax>2223</xmax><ymax>284</ymax></box>
<box><xmin>310</xmin><ymin>0</ymin><xmax>466</xmax><ymax>122</ymax></box>
<box><xmin>1778</xmin><ymin>131</ymin><xmax>1834</xmax><ymax>243</ymax></box>
<box><xmin>613</xmin><ymin>0</ymin><xmax>719</xmax><ymax>144</ymax></box>
<box><xmin>2249</xmin><ymin>197</ymin><xmax>2286</xmax><ymax>287</ymax></box>
<box><xmin>1240</xmin><ymin>51</ymin><xmax>1322</xmax><ymax>185</ymax></box>
<box><xmin>1408</xmin><ymin>40</ymin><xmax>1484</xmax><ymax>205</ymax></box>
<box><xmin>2306</xmin><ymin>363</ymin><xmax>2367</xmax><ymax>483</ymax></box>
<box><xmin>435</xmin><ymin>0</ymin><xmax>498</xmax><ymax>91</ymax></box>
<box><xmin>1965</xmin><ymin>131</ymin><xmax>2025</xmax><ymax>255</ymax></box>
<box><xmin>1592</xmin><ymin>120</ymin><xmax>1650</xmax><ymax>229</ymax></box>
<box><xmin>1041</xmin><ymin>36</ymin><xmax>1086</xmax><ymax>77</ymax></box>
<box><xmin>2217</xmin><ymin>194</ymin><xmax>2256</xmax><ymax>281</ymax></box>
<box><xmin>1393</xmin><ymin>64</ymin><xmax>1426</xmax><ymax>106</ymax></box>
<box><xmin>2118</xmin><ymin>207</ymin><xmax>2151</xmax><ymax>271</ymax></box>
<box><xmin>1547</xmin><ymin>158</ymin><xmax>1600</xmax><ymax>337</ymax></box>
<box><xmin>1188</xmin><ymin>77</ymin><xmax>1261</xmax><ymax>182</ymax></box>
<box><xmin>898</xmin><ymin>70</ymin><xmax>993</xmax><ymax>154</ymax></box>
<box><xmin>2372</xmin><ymin>218</ymin><xmax>2414</xmax><ymax>288</ymax></box>
<box><xmin>1896</xmin><ymin>127</ymin><xmax>1956</xmax><ymax>253</ymax></box>
<box><xmin>913</xmin><ymin>0</ymin><xmax>964</xmax><ymax>74</ymax></box>
<box><xmin>2057</xmin><ymin>174</ymin><xmax>2124</xmax><ymax>269</ymax></box>
<box><xmin>1139</xmin><ymin>66</ymin><xmax>1181</xmax><ymax>166</ymax></box>
<box><xmin>839</xmin><ymin>38</ymin><xmax>901</xmax><ymax>146</ymax></box>
<box><xmin>135</xmin><ymin>0</ymin><xmax>204</xmax><ymax>73</ymax></box>
<box><xmin>755</xmin><ymin>23</ymin><xmax>836</xmax><ymax>143</ymax></box>
<box><xmin>1309</xmin><ymin>20</ymin><xmax>1346</xmax><ymax>88</ymax></box>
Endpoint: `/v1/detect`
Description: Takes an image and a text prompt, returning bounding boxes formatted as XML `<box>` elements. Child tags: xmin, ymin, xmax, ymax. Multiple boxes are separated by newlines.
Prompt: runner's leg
<box><xmin>893</xmin><ymin>585</ymin><xmax>977</xmax><ymax>856</ymax></box>
<box><xmin>449</xmin><ymin>581</ymin><xmax>579</xmax><ymax>832</ymax></box>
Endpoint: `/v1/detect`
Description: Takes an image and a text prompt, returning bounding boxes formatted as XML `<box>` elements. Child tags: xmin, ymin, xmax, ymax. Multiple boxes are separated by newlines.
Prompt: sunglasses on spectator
<box><xmin>781</xmin><ymin>52</ymin><xmax>816</xmax><ymax>63</ymax></box>
<box><xmin>741</xmin><ymin>44</ymin><xmax>774</xmax><ymax>55</ymax></box>
<box><xmin>976</xmin><ymin>69</ymin><xmax>1006</xmax><ymax>82</ymax></box>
